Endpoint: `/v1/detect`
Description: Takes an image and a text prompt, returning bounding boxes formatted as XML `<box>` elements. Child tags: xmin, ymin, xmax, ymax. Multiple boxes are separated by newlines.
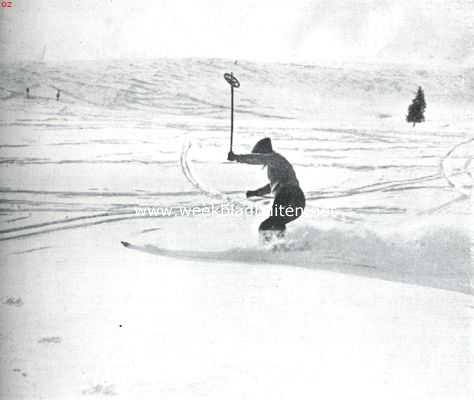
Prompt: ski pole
<box><xmin>224</xmin><ymin>72</ymin><xmax>240</xmax><ymax>152</ymax></box>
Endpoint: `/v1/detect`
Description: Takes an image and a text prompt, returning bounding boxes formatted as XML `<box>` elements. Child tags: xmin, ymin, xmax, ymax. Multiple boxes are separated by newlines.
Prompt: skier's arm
<box><xmin>247</xmin><ymin>184</ymin><xmax>271</xmax><ymax>198</ymax></box>
<box><xmin>232</xmin><ymin>153</ymin><xmax>275</xmax><ymax>165</ymax></box>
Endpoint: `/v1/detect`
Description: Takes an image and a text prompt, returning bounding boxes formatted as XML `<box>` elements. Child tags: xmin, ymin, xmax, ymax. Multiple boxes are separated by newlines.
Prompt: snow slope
<box><xmin>1</xmin><ymin>219</ymin><xmax>473</xmax><ymax>399</ymax></box>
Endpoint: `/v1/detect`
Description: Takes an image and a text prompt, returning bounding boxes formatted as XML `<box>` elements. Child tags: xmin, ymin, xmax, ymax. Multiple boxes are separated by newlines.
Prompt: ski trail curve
<box><xmin>180</xmin><ymin>138</ymin><xmax>261</xmax><ymax>211</ymax></box>
<box><xmin>440</xmin><ymin>138</ymin><xmax>473</xmax><ymax>197</ymax></box>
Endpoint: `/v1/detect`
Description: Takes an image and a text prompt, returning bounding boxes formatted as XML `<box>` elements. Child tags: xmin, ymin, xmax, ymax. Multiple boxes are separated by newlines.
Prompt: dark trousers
<box><xmin>259</xmin><ymin>185</ymin><xmax>305</xmax><ymax>232</ymax></box>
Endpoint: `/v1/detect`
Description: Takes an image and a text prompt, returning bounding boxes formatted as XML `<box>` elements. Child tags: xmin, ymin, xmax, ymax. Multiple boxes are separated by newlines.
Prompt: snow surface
<box><xmin>0</xmin><ymin>58</ymin><xmax>472</xmax><ymax>399</ymax></box>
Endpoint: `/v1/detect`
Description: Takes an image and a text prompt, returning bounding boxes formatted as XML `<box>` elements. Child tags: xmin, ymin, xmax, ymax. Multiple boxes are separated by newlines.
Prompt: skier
<box><xmin>56</xmin><ymin>89</ymin><xmax>60</xmax><ymax>101</ymax></box>
<box><xmin>228</xmin><ymin>137</ymin><xmax>305</xmax><ymax>241</ymax></box>
<box><xmin>26</xmin><ymin>88</ymin><xmax>30</xmax><ymax>99</ymax></box>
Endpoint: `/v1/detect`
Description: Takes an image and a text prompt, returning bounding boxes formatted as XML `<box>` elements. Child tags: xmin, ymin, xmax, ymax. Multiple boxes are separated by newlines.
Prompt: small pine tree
<box><xmin>406</xmin><ymin>86</ymin><xmax>426</xmax><ymax>127</ymax></box>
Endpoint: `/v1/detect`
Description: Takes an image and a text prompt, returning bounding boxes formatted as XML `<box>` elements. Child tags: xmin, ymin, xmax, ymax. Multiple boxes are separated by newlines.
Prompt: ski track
<box><xmin>1</xmin><ymin>135</ymin><xmax>471</xmax><ymax>241</ymax></box>
<box><xmin>0</xmin><ymin>202</ymin><xmax>226</xmax><ymax>241</ymax></box>
<box><xmin>305</xmin><ymin>172</ymin><xmax>444</xmax><ymax>200</ymax></box>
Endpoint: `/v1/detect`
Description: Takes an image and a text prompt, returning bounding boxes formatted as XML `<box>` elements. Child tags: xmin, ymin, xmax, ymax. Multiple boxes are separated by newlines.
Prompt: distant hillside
<box><xmin>0</xmin><ymin>59</ymin><xmax>472</xmax><ymax>121</ymax></box>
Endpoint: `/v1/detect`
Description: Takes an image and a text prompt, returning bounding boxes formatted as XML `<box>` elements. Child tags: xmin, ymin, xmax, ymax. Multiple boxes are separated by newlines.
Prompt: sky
<box><xmin>0</xmin><ymin>0</ymin><xmax>472</xmax><ymax>65</ymax></box>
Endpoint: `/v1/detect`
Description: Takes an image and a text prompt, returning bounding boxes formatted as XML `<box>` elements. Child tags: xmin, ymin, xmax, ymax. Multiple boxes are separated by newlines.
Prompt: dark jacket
<box><xmin>234</xmin><ymin>152</ymin><xmax>300</xmax><ymax>194</ymax></box>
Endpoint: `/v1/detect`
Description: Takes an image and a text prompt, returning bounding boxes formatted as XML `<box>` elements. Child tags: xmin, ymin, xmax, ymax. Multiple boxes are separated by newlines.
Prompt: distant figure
<box><xmin>56</xmin><ymin>89</ymin><xmax>60</xmax><ymax>101</ymax></box>
<box><xmin>26</xmin><ymin>88</ymin><xmax>30</xmax><ymax>99</ymax></box>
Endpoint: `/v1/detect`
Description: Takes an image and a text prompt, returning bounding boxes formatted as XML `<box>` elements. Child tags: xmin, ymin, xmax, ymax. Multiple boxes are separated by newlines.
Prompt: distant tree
<box><xmin>406</xmin><ymin>86</ymin><xmax>426</xmax><ymax>126</ymax></box>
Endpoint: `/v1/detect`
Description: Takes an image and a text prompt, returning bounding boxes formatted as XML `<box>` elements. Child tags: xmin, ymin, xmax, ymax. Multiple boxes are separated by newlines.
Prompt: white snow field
<box><xmin>0</xmin><ymin>59</ymin><xmax>472</xmax><ymax>399</ymax></box>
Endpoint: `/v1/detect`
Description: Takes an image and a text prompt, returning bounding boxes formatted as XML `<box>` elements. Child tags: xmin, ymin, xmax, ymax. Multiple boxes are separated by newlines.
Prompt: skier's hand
<box><xmin>246</xmin><ymin>190</ymin><xmax>256</xmax><ymax>198</ymax></box>
<box><xmin>227</xmin><ymin>151</ymin><xmax>236</xmax><ymax>161</ymax></box>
